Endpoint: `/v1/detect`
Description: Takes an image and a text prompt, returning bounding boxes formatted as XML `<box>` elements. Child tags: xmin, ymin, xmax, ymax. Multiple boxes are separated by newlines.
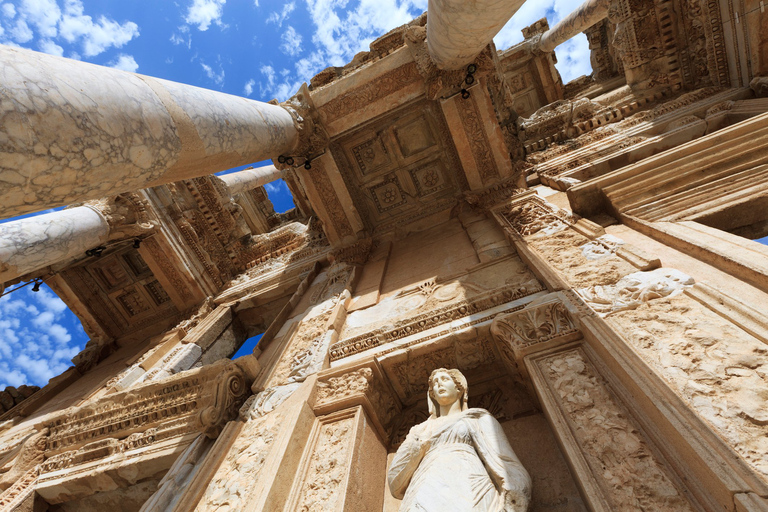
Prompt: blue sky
<box><xmin>0</xmin><ymin>0</ymin><xmax>716</xmax><ymax>388</ymax></box>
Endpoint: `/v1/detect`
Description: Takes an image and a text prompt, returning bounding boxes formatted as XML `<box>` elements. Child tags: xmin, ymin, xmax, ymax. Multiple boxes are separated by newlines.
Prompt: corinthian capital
<box><xmin>278</xmin><ymin>83</ymin><xmax>329</xmax><ymax>166</ymax></box>
<box><xmin>84</xmin><ymin>192</ymin><xmax>158</xmax><ymax>241</ymax></box>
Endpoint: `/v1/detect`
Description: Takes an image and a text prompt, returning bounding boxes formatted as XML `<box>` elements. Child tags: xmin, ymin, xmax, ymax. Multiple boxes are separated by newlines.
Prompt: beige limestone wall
<box><xmin>492</xmin><ymin>192</ymin><xmax>768</xmax><ymax>510</ymax></box>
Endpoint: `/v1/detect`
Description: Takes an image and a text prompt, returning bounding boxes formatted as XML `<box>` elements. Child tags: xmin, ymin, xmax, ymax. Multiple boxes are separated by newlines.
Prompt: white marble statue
<box><xmin>388</xmin><ymin>368</ymin><xmax>531</xmax><ymax>511</ymax></box>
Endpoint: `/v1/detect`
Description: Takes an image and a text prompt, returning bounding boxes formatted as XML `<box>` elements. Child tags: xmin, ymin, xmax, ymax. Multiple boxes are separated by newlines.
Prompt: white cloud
<box><xmin>108</xmin><ymin>53</ymin><xmax>139</xmax><ymax>72</ymax></box>
<box><xmin>0</xmin><ymin>0</ymin><xmax>140</xmax><ymax>58</ymax></box>
<box><xmin>201</xmin><ymin>61</ymin><xmax>224</xmax><ymax>85</ymax></box>
<box><xmin>243</xmin><ymin>78</ymin><xmax>255</xmax><ymax>96</ymax></box>
<box><xmin>280</xmin><ymin>25</ymin><xmax>302</xmax><ymax>57</ymax></box>
<box><xmin>266</xmin><ymin>2</ymin><xmax>295</xmax><ymax>27</ymax></box>
<box><xmin>0</xmin><ymin>283</ymin><xmax>87</xmax><ymax>388</ymax></box>
<box><xmin>19</xmin><ymin>0</ymin><xmax>61</xmax><ymax>38</ymax></box>
<box><xmin>2</xmin><ymin>3</ymin><xmax>16</xmax><ymax>18</ymax></box>
<box><xmin>59</xmin><ymin>1</ymin><xmax>140</xmax><ymax>57</ymax></box>
<box><xmin>185</xmin><ymin>0</ymin><xmax>226</xmax><ymax>31</ymax></box>
<box><xmin>170</xmin><ymin>24</ymin><xmax>192</xmax><ymax>49</ymax></box>
<box><xmin>38</xmin><ymin>38</ymin><xmax>63</xmax><ymax>56</ymax></box>
<box><xmin>10</xmin><ymin>18</ymin><xmax>33</xmax><ymax>42</ymax></box>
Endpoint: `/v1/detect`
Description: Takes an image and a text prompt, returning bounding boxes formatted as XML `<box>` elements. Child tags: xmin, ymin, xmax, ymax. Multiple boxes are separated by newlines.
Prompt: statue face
<box><xmin>431</xmin><ymin>370</ymin><xmax>460</xmax><ymax>407</ymax></box>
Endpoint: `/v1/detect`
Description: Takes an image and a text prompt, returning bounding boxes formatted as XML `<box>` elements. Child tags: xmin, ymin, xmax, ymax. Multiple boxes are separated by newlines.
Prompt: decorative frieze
<box><xmin>494</xmin><ymin>194</ymin><xmax>572</xmax><ymax>240</ymax></box>
<box><xmin>329</xmin><ymin>284</ymin><xmax>544</xmax><ymax>361</ymax></box>
<box><xmin>321</xmin><ymin>62</ymin><xmax>421</xmax><ymax>123</ymax></box>
<box><xmin>42</xmin><ymin>358</ymin><xmax>253</xmax><ymax>456</ymax></box>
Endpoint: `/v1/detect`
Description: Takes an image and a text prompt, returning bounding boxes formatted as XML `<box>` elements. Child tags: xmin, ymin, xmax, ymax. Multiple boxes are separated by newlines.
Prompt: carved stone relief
<box><xmin>536</xmin><ymin>348</ymin><xmax>695</xmax><ymax>510</ymax></box>
<box><xmin>315</xmin><ymin>367</ymin><xmax>400</xmax><ymax>435</ymax></box>
<box><xmin>491</xmin><ymin>299</ymin><xmax>578</xmax><ymax>352</ymax></box>
<box><xmin>268</xmin><ymin>264</ymin><xmax>351</xmax><ymax>386</ymax></box>
<box><xmin>580</xmin><ymin>234</ymin><xmax>626</xmax><ymax>260</ymax></box>
<box><xmin>497</xmin><ymin>196</ymin><xmax>571</xmax><ymax>239</ymax></box>
<box><xmin>527</xmin><ymin>228</ymin><xmax>638</xmax><ymax>288</ymax></box>
<box><xmin>576</xmin><ymin>268</ymin><xmax>694</xmax><ymax>316</ymax></box>
<box><xmin>196</xmin><ymin>412</ymin><xmax>283</xmax><ymax>512</ymax></box>
<box><xmin>608</xmin><ymin>293</ymin><xmax>768</xmax><ymax>479</ymax></box>
<box><xmin>295</xmin><ymin>414</ymin><xmax>356</xmax><ymax>511</ymax></box>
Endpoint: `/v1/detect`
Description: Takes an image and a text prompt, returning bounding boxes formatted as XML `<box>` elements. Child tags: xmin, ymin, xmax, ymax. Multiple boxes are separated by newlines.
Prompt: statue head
<box><xmin>427</xmin><ymin>368</ymin><xmax>468</xmax><ymax>417</ymax></box>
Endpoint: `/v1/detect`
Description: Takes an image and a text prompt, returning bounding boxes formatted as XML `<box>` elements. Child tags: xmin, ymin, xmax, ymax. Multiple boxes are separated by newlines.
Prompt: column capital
<box><xmin>83</xmin><ymin>192</ymin><xmax>158</xmax><ymax>241</ymax></box>
<box><xmin>278</xmin><ymin>83</ymin><xmax>329</xmax><ymax>165</ymax></box>
<box><xmin>404</xmin><ymin>25</ymin><xmax>497</xmax><ymax>101</ymax></box>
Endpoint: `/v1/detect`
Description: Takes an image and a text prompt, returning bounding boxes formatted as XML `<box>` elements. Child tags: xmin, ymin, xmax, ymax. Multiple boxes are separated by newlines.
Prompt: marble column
<box><xmin>538</xmin><ymin>0</ymin><xmax>610</xmax><ymax>53</ymax></box>
<box><xmin>0</xmin><ymin>207</ymin><xmax>109</xmax><ymax>285</ymax></box>
<box><xmin>218</xmin><ymin>165</ymin><xmax>285</xmax><ymax>196</ymax></box>
<box><xmin>0</xmin><ymin>46</ymin><xmax>299</xmax><ymax>219</ymax></box>
<box><xmin>426</xmin><ymin>0</ymin><xmax>526</xmax><ymax>70</ymax></box>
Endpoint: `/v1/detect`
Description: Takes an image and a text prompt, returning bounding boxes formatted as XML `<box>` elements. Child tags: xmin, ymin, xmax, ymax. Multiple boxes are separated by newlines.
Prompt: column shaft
<box><xmin>218</xmin><ymin>165</ymin><xmax>285</xmax><ymax>196</ymax></box>
<box><xmin>538</xmin><ymin>0</ymin><xmax>610</xmax><ymax>53</ymax></box>
<box><xmin>0</xmin><ymin>207</ymin><xmax>109</xmax><ymax>284</ymax></box>
<box><xmin>0</xmin><ymin>46</ymin><xmax>298</xmax><ymax>219</ymax></box>
<box><xmin>426</xmin><ymin>0</ymin><xmax>526</xmax><ymax>70</ymax></box>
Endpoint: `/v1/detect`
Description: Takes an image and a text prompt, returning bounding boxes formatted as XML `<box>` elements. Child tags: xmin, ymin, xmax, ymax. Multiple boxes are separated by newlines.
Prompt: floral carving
<box><xmin>456</xmin><ymin>92</ymin><xmax>500</xmax><ymax>184</ymax></box>
<box><xmin>296</xmin><ymin>416</ymin><xmax>355</xmax><ymax>511</ymax></box>
<box><xmin>491</xmin><ymin>299</ymin><xmax>577</xmax><ymax>351</ymax></box>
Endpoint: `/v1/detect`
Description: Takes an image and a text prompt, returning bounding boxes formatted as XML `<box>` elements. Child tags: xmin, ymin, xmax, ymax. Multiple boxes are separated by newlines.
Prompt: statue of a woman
<box><xmin>388</xmin><ymin>368</ymin><xmax>531</xmax><ymax>511</ymax></box>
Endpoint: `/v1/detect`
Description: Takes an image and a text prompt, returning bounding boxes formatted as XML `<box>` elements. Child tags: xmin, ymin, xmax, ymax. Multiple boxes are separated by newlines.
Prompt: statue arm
<box><xmin>471</xmin><ymin>413</ymin><xmax>532</xmax><ymax>511</ymax></box>
<box><xmin>387</xmin><ymin>424</ymin><xmax>430</xmax><ymax>500</ymax></box>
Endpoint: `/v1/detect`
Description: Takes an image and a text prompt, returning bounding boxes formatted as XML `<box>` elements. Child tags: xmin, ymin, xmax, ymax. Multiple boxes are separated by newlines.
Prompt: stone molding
<box><xmin>40</xmin><ymin>358</ymin><xmax>255</xmax><ymax>458</ymax></box>
<box><xmin>0</xmin><ymin>467</ymin><xmax>38</xmax><ymax>510</ymax></box>
<box><xmin>314</xmin><ymin>362</ymin><xmax>401</xmax><ymax>442</ymax></box>
<box><xmin>329</xmin><ymin>283</ymin><xmax>545</xmax><ymax>361</ymax></box>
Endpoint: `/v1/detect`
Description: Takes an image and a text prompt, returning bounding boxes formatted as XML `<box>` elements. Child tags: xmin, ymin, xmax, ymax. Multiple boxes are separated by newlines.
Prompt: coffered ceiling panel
<box><xmin>330</xmin><ymin>99</ymin><xmax>468</xmax><ymax>234</ymax></box>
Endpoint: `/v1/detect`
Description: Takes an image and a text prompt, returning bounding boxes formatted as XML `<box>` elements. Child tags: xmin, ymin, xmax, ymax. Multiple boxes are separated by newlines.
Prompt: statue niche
<box><xmin>388</xmin><ymin>368</ymin><xmax>531</xmax><ymax>511</ymax></box>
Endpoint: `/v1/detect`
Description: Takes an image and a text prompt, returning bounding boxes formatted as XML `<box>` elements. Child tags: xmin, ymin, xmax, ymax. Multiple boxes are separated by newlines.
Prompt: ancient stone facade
<box><xmin>1</xmin><ymin>1</ymin><xmax>768</xmax><ymax>511</ymax></box>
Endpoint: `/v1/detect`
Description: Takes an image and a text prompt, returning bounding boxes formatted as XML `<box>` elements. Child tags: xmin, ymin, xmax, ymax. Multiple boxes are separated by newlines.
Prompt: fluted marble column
<box><xmin>538</xmin><ymin>0</ymin><xmax>610</xmax><ymax>52</ymax></box>
<box><xmin>0</xmin><ymin>45</ymin><xmax>299</xmax><ymax>219</ymax></box>
<box><xmin>426</xmin><ymin>0</ymin><xmax>526</xmax><ymax>70</ymax></box>
<box><xmin>0</xmin><ymin>207</ymin><xmax>109</xmax><ymax>284</ymax></box>
<box><xmin>218</xmin><ymin>165</ymin><xmax>285</xmax><ymax>196</ymax></box>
